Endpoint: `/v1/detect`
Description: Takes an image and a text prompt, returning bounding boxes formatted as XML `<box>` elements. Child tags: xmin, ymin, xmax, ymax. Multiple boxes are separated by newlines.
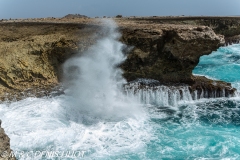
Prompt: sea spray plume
<box><xmin>63</xmin><ymin>19</ymin><xmax>143</xmax><ymax>121</ymax></box>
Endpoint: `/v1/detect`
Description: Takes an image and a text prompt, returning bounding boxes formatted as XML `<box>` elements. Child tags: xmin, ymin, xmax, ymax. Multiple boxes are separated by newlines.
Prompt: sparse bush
<box><xmin>116</xmin><ymin>15</ymin><xmax>122</xmax><ymax>18</ymax></box>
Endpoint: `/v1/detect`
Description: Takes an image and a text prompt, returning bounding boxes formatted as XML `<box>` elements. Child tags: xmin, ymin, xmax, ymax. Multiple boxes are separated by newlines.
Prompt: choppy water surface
<box><xmin>0</xmin><ymin>21</ymin><xmax>240</xmax><ymax>159</ymax></box>
<box><xmin>1</xmin><ymin>96</ymin><xmax>240</xmax><ymax>159</ymax></box>
<box><xmin>193</xmin><ymin>44</ymin><xmax>240</xmax><ymax>91</ymax></box>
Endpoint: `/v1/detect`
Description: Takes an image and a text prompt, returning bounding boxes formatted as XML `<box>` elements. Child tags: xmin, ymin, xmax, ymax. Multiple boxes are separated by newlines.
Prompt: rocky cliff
<box><xmin>0</xmin><ymin>17</ymin><xmax>237</xmax><ymax>101</ymax></box>
<box><xmin>119</xmin><ymin>21</ymin><xmax>223</xmax><ymax>83</ymax></box>
<box><xmin>117</xmin><ymin>18</ymin><xmax>236</xmax><ymax>97</ymax></box>
<box><xmin>0</xmin><ymin>16</ymin><xmax>239</xmax><ymax>156</ymax></box>
<box><xmin>0</xmin><ymin>22</ymin><xmax>99</xmax><ymax>100</ymax></box>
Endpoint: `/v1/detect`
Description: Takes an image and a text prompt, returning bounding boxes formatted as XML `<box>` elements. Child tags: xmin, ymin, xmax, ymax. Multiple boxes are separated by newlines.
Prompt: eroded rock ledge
<box><xmin>120</xmin><ymin>23</ymin><xmax>224</xmax><ymax>83</ymax></box>
<box><xmin>0</xmin><ymin>18</ymin><xmax>237</xmax><ymax>101</ymax></box>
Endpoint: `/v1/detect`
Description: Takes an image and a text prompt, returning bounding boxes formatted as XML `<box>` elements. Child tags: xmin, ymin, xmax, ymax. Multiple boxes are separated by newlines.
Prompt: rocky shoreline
<box><xmin>0</xmin><ymin>17</ymin><xmax>239</xmax><ymax>100</ymax></box>
<box><xmin>0</xmin><ymin>16</ymin><xmax>240</xmax><ymax>155</ymax></box>
<box><xmin>0</xmin><ymin>121</ymin><xmax>15</xmax><ymax>160</ymax></box>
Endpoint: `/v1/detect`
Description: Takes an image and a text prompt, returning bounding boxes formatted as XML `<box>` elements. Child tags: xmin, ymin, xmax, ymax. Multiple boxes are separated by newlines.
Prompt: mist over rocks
<box><xmin>0</xmin><ymin>17</ymin><xmax>238</xmax><ymax>101</ymax></box>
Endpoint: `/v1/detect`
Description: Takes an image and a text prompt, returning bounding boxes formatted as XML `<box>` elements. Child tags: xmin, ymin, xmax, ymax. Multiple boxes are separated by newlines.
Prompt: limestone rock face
<box><xmin>0</xmin><ymin>22</ymin><xmax>98</xmax><ymax>100</ymax></box>
<box><xmin>120</xmin><ymin>25</ymin><xmax>224</xmax><ymax>84</ymax></box>
<box><xmin>0</xmin><ymin>121</ymin><xmax>15</xmax><ymax>160</ymax></box>
<box><xmin>0</xmin><ymin>17</ymin><xmax>237</xmax><ymax>100</ymax></box>
<box><xmin>130</xmin><ymin>16</ymin><xmax>240</xmax><ymax>44</ymax></box>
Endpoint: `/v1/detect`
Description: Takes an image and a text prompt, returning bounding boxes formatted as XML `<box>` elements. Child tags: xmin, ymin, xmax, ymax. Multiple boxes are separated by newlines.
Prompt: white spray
<box><xmin>0</xmin><ymin>20</ymin><xmax>150</xmax><ymax>160</ymax></box>
<box><xmin>63</xmin><ymin>19</ymin><xmax>143</xmax><ymax>121</ymax></box>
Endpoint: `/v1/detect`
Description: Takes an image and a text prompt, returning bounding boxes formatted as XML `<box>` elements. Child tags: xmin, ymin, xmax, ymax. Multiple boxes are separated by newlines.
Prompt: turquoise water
<box><xmin>193</xmin><ymin>44</ymin><xmax>240</xmax><ymax>91</ymax></box>
<box><xmin>137</xmin><ymin>44</ymin><xmax>240</xmax><ymax>159</ymax></box>
<box><xmin>111</xmin><ymin>44</ymin><xmax>240</xmax><ymax>159</ymax></box>
<box><xmin>3</xmin><ymin>97</ymin><xmax>240</xmax><ymax>160</ymax></box>
<box><xmin>137</xmin><ymin>99</ymin><xmax>240</xmax><ymax>159</ymax></box>
<box><xmin>1</xmin><ymin>30</ymin><xmax>240</xmax><ymax>159</ymax></box>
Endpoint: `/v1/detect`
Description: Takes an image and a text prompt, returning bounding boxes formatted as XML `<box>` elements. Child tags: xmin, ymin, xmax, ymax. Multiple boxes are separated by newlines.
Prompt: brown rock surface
<box><xmin>190</xmin><ymin>76</ymin><xmax>236</xmax><ymax>98</ymax></box>
<box><xmin>0</xmin><ymin>22</ymin><xmax>99</xmax><ymax>100</ymax></box>
<box><xmin>119</xmin><ymin>22</ymin><xmax>224</xmax><ymax>83</ymax></box>
<box><xmin>0</xmin><ymin>121</ymin><xmax>15</xmax><ymax>160</ymax></box>
<box><xmin>129</xmin><ymin>16</ymin><xmax>240</xmax><ymax>44</ymax></box>
<box><xmin>0</xmin><ymin>17</ymin><xmax>237</xmax><ymax>100</ymax></box>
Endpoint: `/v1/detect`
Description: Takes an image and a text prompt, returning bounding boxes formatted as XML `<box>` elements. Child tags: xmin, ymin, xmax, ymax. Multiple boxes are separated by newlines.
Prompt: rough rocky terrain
<box><xmin>129</xmin><ymin>16</ymin><xmax>240</xmax><ymax>44</ymax></box>
<box><xmin>0</xmin><ymin>17</ymin><xmax>238</xmax><ymax>101</ymax></box>
<box><xmin>119</xmin><ymin>20</ymin><xmax>224</xmax><ymax>83</ymax></box>
<box><xmin>0</xmin><ymin>21</ymin><xmax>100</xmax><ymax>101</ymax></box>
<box><xmin>0</xmin><ymin>16</ymin><xmax>240</xmax><ymax>153</ymax></box>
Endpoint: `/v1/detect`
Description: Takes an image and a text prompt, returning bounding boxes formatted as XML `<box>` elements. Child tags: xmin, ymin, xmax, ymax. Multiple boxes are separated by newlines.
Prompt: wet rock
<box><xmin>225</xmin><ymin>35</ymin><xmax>240</xmax><ymax>45</ymax></box>
<box><xmin>190</xmin><ymin>76</ymin><xmax>237</xmax><ymax>99</ymax></box>
<box><xmin>0</xmin><ymin>120</ymin><xmax>15</xmax><ymax>160</ymax></box>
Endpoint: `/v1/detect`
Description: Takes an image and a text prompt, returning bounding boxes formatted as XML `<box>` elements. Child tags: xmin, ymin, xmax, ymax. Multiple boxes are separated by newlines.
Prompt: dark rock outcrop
<box><xmin>0</xmin><ymin>120</ymin><xmax>15</xmax><ymax>160</ymax></box>
<box><xmin>190</xmin><ymin>76</ymin><xmax>236</xmax><ymax>98</ymax></box>
<box><xmin>120</xmin><ymin>24</ymin><xmax>224</xmax><ymax>84</ymax></box>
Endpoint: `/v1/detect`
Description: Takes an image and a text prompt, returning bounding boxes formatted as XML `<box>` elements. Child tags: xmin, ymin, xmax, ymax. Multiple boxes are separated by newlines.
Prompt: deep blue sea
<box><xmin>0</xmin><ymin>23</ymin><xmax>240</xmax><ymax>160</ymax></box>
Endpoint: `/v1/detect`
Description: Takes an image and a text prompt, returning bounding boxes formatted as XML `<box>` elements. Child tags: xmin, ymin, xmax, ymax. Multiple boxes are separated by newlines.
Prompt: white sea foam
<box><xmin>0</xmin><ymin>96</ymin><xmax>151</xmax><ymax>160</ymax></box>
<box><xmin>0</xmin><ymin>19</ymin><xmax>150</xmax><ymax>160</ymax></box>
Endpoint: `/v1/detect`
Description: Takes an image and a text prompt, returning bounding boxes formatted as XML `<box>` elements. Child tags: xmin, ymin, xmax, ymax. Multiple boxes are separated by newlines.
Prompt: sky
<box><xmin>0</xmin><ymin>0</ymin><xmax>240</xmax><ymax>19</ymax></box>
